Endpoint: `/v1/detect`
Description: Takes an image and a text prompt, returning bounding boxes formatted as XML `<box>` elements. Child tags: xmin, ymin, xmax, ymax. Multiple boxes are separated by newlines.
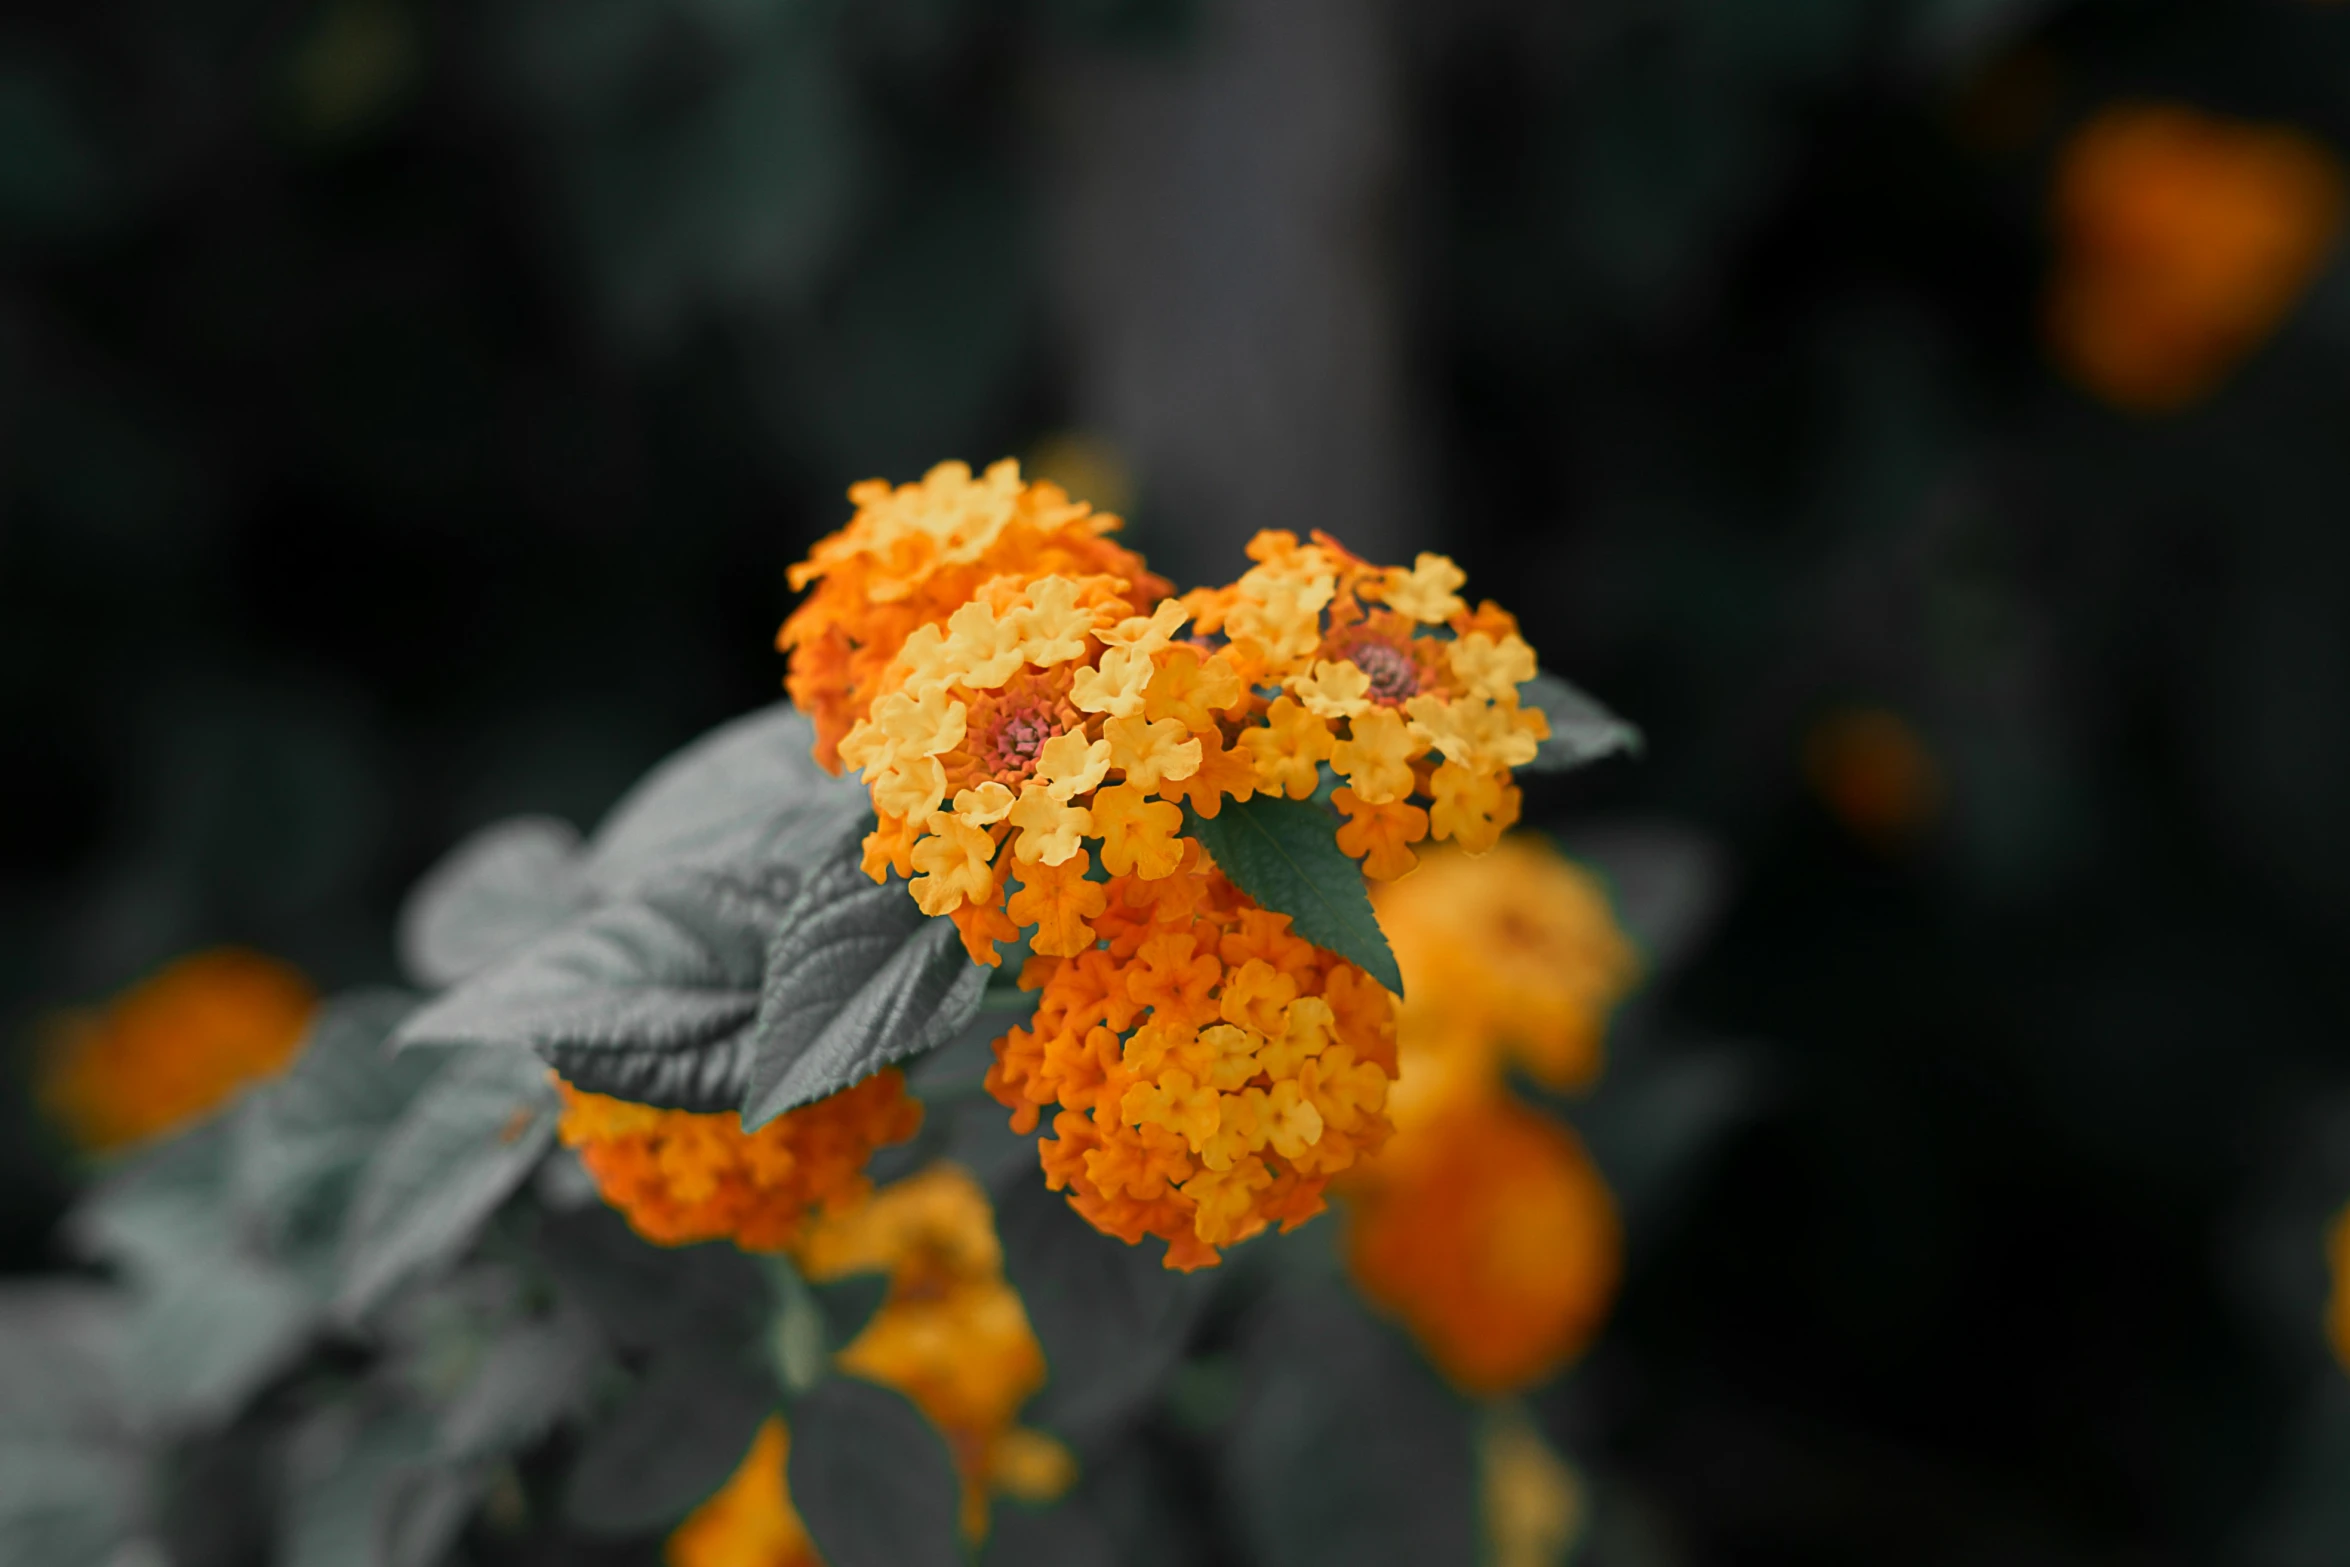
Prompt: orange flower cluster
<box><xmin>1340</xmin><ymin>840</ymin><xmax>1636</xmax><ymax>1394</ymax></box>
<box><xmin>985</xmin><ymin>866</ymin><xmax>1399</xmax><ymax>1270</ymax></box>
<box><xmin>2327</xmin><ymin>1204</ymin><xmax>2350</xmax><ymax>1375</ymax></box>
<box><xmin>39</xmin><ymin>948</ymin><xmax>317</xmax><ymax>1152</ymax></box>
<box><xmin>668</xmin><ymin>1166</ymin><xmax>1067</xmax><ymax>1567</ymax></box>
<box><xmin>783</xmin><ymin>469</ymin><xmax>1550</xmax><ymax>969</ymax></box>
<box><xmin>778</xmin><ymin>459</ymin><xmax>1168</xmax><ymax>772</ymax></box>
<box><xmin>556</xmin><ymin>1071</ymin><xmax>921</xmax><ymax>1253</ymax></box>
<box><xmin>2049</xmin><ymin>103</ymin><xmax>2346</xmax><ymax>410</ymax></box>
<box><xmin>795</xmin><ymin>1163</ymin><xmax>1070</xmax><ymax>1537</ymax></box>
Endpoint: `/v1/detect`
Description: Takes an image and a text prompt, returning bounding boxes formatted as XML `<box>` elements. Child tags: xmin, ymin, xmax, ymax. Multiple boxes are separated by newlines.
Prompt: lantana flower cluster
<box><xmin>986</xmin><ymin>865</ymin><xmax>1399</xmax><ymax>1270</ymax></box>
<box><xmin>1338</xmin><ymin>838</ymin><xmax>1637</xmax><ymax>1393</ymax></box>
<box><xmin>668</xmin><ymin>1164</ymin><xmax>1067</xmax><ymax>1567</ymax></box>
<box><xmin>40</xmin><ymin>948</ymin><xmax>318</xmax><ymax>1153</ymax></box>
<box><xmin>554</xmin><ymin>1070</ymin><xmax>922</xmax><ymax>1253</ymax></box>
<box><xmin>789</xmin><ymin>463</ymin><xmax>1551</xmax><ymax>969</ymax></box>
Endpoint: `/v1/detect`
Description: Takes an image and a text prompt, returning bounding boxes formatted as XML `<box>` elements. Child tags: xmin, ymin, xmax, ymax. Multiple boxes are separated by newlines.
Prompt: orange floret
<box><xmin>667</xmin><ymin>1417</ymin><xmax>817</xmax><ymax>1567</ymax></box>
<box><xmin>2049</xmin><ymin>103</ymin><xmax>2346</xmax><ymax>410</ymax></box>
<box><xmin>39</xmin><ymin>948</ymin><xmax>317</xmax><ymax>1152</ymax></box>
<box><xmin>987</xmin><ymin>866</ymin><xmax>1399</xmax><ymax>1269</ymax></box>
<box><xmin>1333</xmin><ymin>835</ymin><xmax>1639</xmax><ymax>1394</ymax></box>
<box><xmin>780</xmin><ymin>460</ymin><xmax>1171</xmax><ymax>771</ymax></box>
<box><xmin>558</xmin><ymin>1071</ymin><xmax>922</xmax><ymax>1253</ymax></box>
<box><xmin>1342</xmin><ymin>1096</ymin><xmax>1619</xmax><ymax>1396</ymax></box>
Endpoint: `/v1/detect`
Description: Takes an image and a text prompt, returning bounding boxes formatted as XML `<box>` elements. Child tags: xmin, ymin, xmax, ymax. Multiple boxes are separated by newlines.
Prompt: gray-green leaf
<box><xmin>1182</xmin><ymin>796</ymin><xmax>1404</xmax><ymax>995</ymax></box>
<box><xmin>335</xmin><ymin>1048</ymin><xmax>559</xmax><ymax>1322</ymax></box>
<box><xmin>1517</xmin><ymin>672</ymin><xmax>1641</xmax><ymax>774</ymax></box>
<box><xmin>742</xmin><ymin>835</ymin><xmax>987</xmax><ymax>1130</ymax></box>
<box><xmin>788</xmin><ymin>1374</ymin><xmax>963</xmax><ymax>1567</ymax></box>
<box><xmin>564</xmin><ymin>1353</ymin><xmax>777</xmax><ymax>1534</ymax></box>
<box><xmin>398</xmin><ymin>815</ymin><xmax>591</xmax><ymax>988</ymax></box>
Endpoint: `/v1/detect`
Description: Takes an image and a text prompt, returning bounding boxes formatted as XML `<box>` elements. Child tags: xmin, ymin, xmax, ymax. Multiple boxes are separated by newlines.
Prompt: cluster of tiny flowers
<box><xmin>40</xmin><ymin>948</ymin><xmax>317</xmax><ymax>1153</ymax></box>
<box><xmin>810</xmin><ymin>511</ymin><xmax>1549</xmax><ymax>967</ymax></box>
<box><xmin>777</xmin><ymin>459</ymin><xmax>1169</xmax><ymax>774</ymax></box>
<box><xmin>1338</xmin><ymin>839</ymin><xmax>1636</xmax><ymax>1394</ymax></box>
<box><xmin>985</xmin><ymin>866</ymin><xmax>1399</xmax><ymax>1270</ymax></box>
<box><xmin>554</xmin><ymin>1071</ymin><xmax>921</xmax><ymax>1253</ymax></box>
<box><xmin>668</xmin><ymin>1165</ymin><xmax>1067</xmax><ymax>1567</ymax></box>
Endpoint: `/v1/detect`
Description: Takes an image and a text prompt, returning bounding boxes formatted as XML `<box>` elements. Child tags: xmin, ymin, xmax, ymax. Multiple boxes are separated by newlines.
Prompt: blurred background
<box><xmin>9</xmin><ymin>0</ymin><xmax>2350</xmax><ymax>1560</ymax></box>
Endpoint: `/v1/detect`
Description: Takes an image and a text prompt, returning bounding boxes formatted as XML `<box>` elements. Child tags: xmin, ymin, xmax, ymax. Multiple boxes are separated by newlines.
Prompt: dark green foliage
<box><xmin>1182</xmin><ymin>796</ymin><xmax>1405</xmax><ymax>995</ymax></box>
<box><xmin>787</xmin><ymin>1375</ymin><xmax>966</xmax><ymax>1567</ymax></box>
<box><xmin>563</xmin><ymin>1353</ymin><xmax>778</xmax><ymax>1535</ymax></box>
<box><xmin>1518</xmin><ymin>672</ymin><xmax>1643</xmax><ymax>774</ymax></box>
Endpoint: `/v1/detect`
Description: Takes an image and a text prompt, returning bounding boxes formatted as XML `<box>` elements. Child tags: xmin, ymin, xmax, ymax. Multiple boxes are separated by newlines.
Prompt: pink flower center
<box><xmin>1345</xmin><ymin>642</ymin><xmax>1420</xmax><ymax>705</ymax></box>
<box><xmin>985</xmin><ymin>705</ymin><xmax>1060</xmax><ymax>780</ymax></box>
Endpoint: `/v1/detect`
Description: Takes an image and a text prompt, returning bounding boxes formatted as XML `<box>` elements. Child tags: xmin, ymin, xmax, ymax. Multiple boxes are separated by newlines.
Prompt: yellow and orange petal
<box><xmin>667</xmin><ymin>1417</ymin><xmax>817</xmax><ymax>1567</ymax></box>
<box><xmin>558</xmin><ymin>1071</ymin><xmax>922</xmax><ymax>1253</ymax></box>
<box><xmin>40</xmin><ymin>948</ymin><xmax>318</xmax><ymax>1153</ymax></box>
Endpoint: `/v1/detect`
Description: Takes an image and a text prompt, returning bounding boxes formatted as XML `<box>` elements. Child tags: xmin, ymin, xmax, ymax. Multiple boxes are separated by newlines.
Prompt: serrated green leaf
<box><xmin>991</xmin><ymin>1172</ymin><xmax>1205</xmax><ymax>1439</ymax></box>
<box><xmin>788</xmin><ymin>1375</ymin><xmax>963</xmax><ymax>1567</ymax></box>
<box><xmin>741</xmin><ymin>829</ymin><xmax>987</xmax><ymax>1129</ymax></box>
<box><xmin>398</xmin><ymin>815</ymin><xmax>590</xmax><ymax>988</ymax></box>
<box><xmin>335</xmin><ymin>1049</ymin><xmax>559</xmax><ymax>1322</ymax></box>
<box><xmin>1182</xmin><ymin>796</ymin><xmax>1403</xmax><ymax>995</ymax></box>
<box><xmin>1517</xmin><ymin>672</ymin><xmax>1641</xmax><ymax>774</ymax></box>
<box><xmin>391</xmin><ymin>872</ymin><xmax>792</xmax><ymax>1112</ymax></box>
<box><xmin>564</xmin><ymin>1352</ymin><xmax>776</xmax><ymax>1534</ymax></box>
<box><xmin>582</xmin><ymin>702</ymin><xmax>860</xmax><ymax>897</ymax></box>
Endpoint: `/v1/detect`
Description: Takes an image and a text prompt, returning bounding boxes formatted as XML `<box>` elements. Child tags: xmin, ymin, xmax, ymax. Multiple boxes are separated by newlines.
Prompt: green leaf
<box><xmin>398</xmin><ymin>815</ymin><xmax>590</xmax><ymax>988</ymax></box>
<box><xmin>231</xmin><ymin>989</ymin><xmax>438</xmax><ymax>1249</ymax></box>
<box><xmin>435</xmin><ymin>1305</ymin><xmax>602</xmax><ymax>1462</ymax></box>
<box><xmin>540</xmin><ymin>1207</ymin><xmax>768</xmax><ymax>1355</ymax></box>
<box><xmin>279</xmin><ymin>1407</ymin><xmax>466</xmax><ymax>1567</ymax></box>
<box><xmin>1517</xmin><ymin>672</ymin><xmax>1641</xmax><ymax>774</ymax></box>
<box><xmin>1222</xmin><ymin>1282</ymin><xmax>1477</xmax><ymax>1567</ymax></box>
<box><xmin>581</xmin><ymin>702</ymin><xmax>860</xmax><ymax>897</ymax></box>
<box><xmin>787</xmin><ymin>1375</ymin><xmax>963</xmax><ymax>1567</ymax></box>
<box><xmin>0</xmin><ymin>1284</ymin><xmax>146</xmax><ymax>1567</ymax></box>
<box><xmin>73</xmin><ymin>1126</ymin><xmax>324</xmax><ymax>1428</ymax></box>
<box><xmin>991</xmin><ymin>1172</ymin><xmax>1205</xmax><ymax>1439</ymax></box>
<box><xmin>1181</xmin><ymin>796</ymin><xmax>1404</xmax><ymax>995</ymax></box>
<box><xmin>564</xmin><ymin>1352</ymin><xmax>777</xmax><ymax>1534</ymax></box>
<box><xmin>391</xmin><ymin>872</ymin><xmax>793</xmax><ymax>1112</ymax></box>
<box><xmin>335</xmin><ymin>1048</ymin><xmax>559</xmax><ymax>1321</ymax></box>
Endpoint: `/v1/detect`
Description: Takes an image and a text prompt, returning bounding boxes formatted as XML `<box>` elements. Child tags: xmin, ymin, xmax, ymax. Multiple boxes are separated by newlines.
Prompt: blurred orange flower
<box><xmin>669</xmin><ymin>1165</ymin><xmax>1069</xmax><ymax>1567</ymax></box>
<box><xmin>556</xmin><ymin>1071</ymin><xmax>922</xmax><ymax>1253</ymax></box>
<box><xmin>2048</xmin><ymin>103</ymin><xmax>2346</xmax><ymax>410</ymax></box>
<box><xmin>2325</xmin><ymin>1203</ymin><xmax>2350</xmax><ymax>1373</ymax></box>
<box><xmin>39</xmin><ymin>947</ymin><xmax>317</xmax><ymax>1152</ymax></box>
<box><xmin>1341</xmin><ymin>839</ymin><xmax>1635</xmax><ymax>1394</ymax></box>
<box><xmin>1804</xmin><ymin>705</ymin><xmax>1942</xmax><ymax>845</ymax></box>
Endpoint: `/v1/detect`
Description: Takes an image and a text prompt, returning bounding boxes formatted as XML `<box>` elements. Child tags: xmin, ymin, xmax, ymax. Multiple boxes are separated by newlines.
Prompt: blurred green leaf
<box><xmin>435</xmin><ymin>1305</ymin><xmax>602</xmax><ymax>1463</ymax></box>
<box><xmin>1518</xmin><ymin>673</ymin><xmax>1642</xmax><ymax>775</ymax></box>
<box><xmin>0</xmin><ymin>1284</ymin><xmax>147</xmax><ymax>1567</ymax></box>
<box><xmin>1182</xmin><ymin>796</ymin><xmax>1403</xmax><ymax>994</ymax></box>
<box><xmin>564</xmin><ymin>1350</ymin><xmax>776</xmax><ymax>1534</ymax></box>
<box><xmin>335</xmin><ymin>1048</ymin><xmax>559</xmax><ymax>1321</ymax></box>
<box><xmin>397</xmin><ymin>817</ymin><xmax>590</xmax><ymax>989</ymax></box>
<box><xmin>541</xmin><ymin>1206</ymin><xmax>769</xmax><ymax>1355</ymax></box>
<box><xmin>787</xmin><ymin>1374</ymin><xmax>962</xmax><ymax>1567</ymax></box>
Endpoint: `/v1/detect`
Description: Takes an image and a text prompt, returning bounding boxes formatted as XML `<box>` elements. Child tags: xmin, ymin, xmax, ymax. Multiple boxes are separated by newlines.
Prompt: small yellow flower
<box><xmin>1011</xmin><ymin>576</ymin><xmax>1093</xmax><ymax>667</ymax></box>
<box><xmin>1145</xmin><ymin>645</ymin><xmax>1246</xmax><ymax>729</ymax></box>
<box><xmin>1240</xmin><ymin>695</ymin><xmax>1337</xmax><ymax>800</ymax></box>
<box><xmin>1007</xmin><ymin>785</ymin><xmax>1092</xmax><ymax>866</ymax></box>
<box><xmin>952</xmin><ymin>780</ymin><xmax>1018</xmax><ymax>826</ymax></box>
<box><xmin>1448</xmin><ymin>632</ymin><xmax>1537</xmax><ymax>703</ymax></box>
<box><xmin>1380</xmin><ymin>552</ymin><xmax>1468</xmax><ymax>624</ymax></box>
<box><xmin>1093</xmin><ymin>782</ymin><xmax>1186</xmax><ymax>878</ymax></box>
<box><xmin>1071</xmin><ymin>645</ymin><xmax>1154</xmax><ymax>718</ymax></box>
<box><xmin>1330</xmin><ymin>706</ymin><xmax>1421</xmax><ymax>806</ymax></box>
<box><xmin>1098</xmin><ymin>598</ymin><xmax>1191</xmax><ymax>653</ymax></box>
<box><xmin>1226</xmin><ymin>569</ymin><xmax>1335</xmax><ymax>667</ymax></box>
<box><xmin>1428</xmin><ymin>762</ymin><xmax>1515</xmax><ymax>853</ymax></box>
<box><xmin>1259</xmin><ymin>1079</ymin><xmax>1325</xmax><ymax>1160</ymax></box>
<box><xmin>940</xmin><ymin>599</ymin><xmax>1027</xmax><ymax>691</ymax></box>
<box><xmin>1289</xmin><ymin>658</ymin><xmax>1375</xmax><ymax>720</ymax></box>
<box><xmin>1104</xmin><ymin>714</ymin><xmax>1204</xmax><ymax>793</ymax></box>
<box><xmin>1199</xmin><ymin>1091</ymin><xmax>1266</xmax><ymax>1173</ymax></box>
<box><xmin>1405</xmin><ymin>693</ymin><xmax>1540</xmax><ymax>772</ymax></box>
<box><xmin>1257</xmin><ymin>994</ymin><xmax>1334</xmax><ymax>1079</ymax></box>
<box><xmin>1033</xmin><ymin>730</ymin><xmax>1111</xmax><ymax>799</ymax></box>
<box><xmin>872</xmin><ymin>756</ymin><xmax>948</xmax><ymax>822</ymax></box>
<box><xmin>910</xmin><ymin>813</ymin><xmax>1000</xmax><ymax>915</ymax></box>
<box><xmin>870</xmin><ymin>685</ymin><xmax>968</xmax><ymax>764</ymax></box>
<box><xmin>1123</xmin><ymin>1067</ymin><xmax>1221</xmax><ymax>1148</ymax></box>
